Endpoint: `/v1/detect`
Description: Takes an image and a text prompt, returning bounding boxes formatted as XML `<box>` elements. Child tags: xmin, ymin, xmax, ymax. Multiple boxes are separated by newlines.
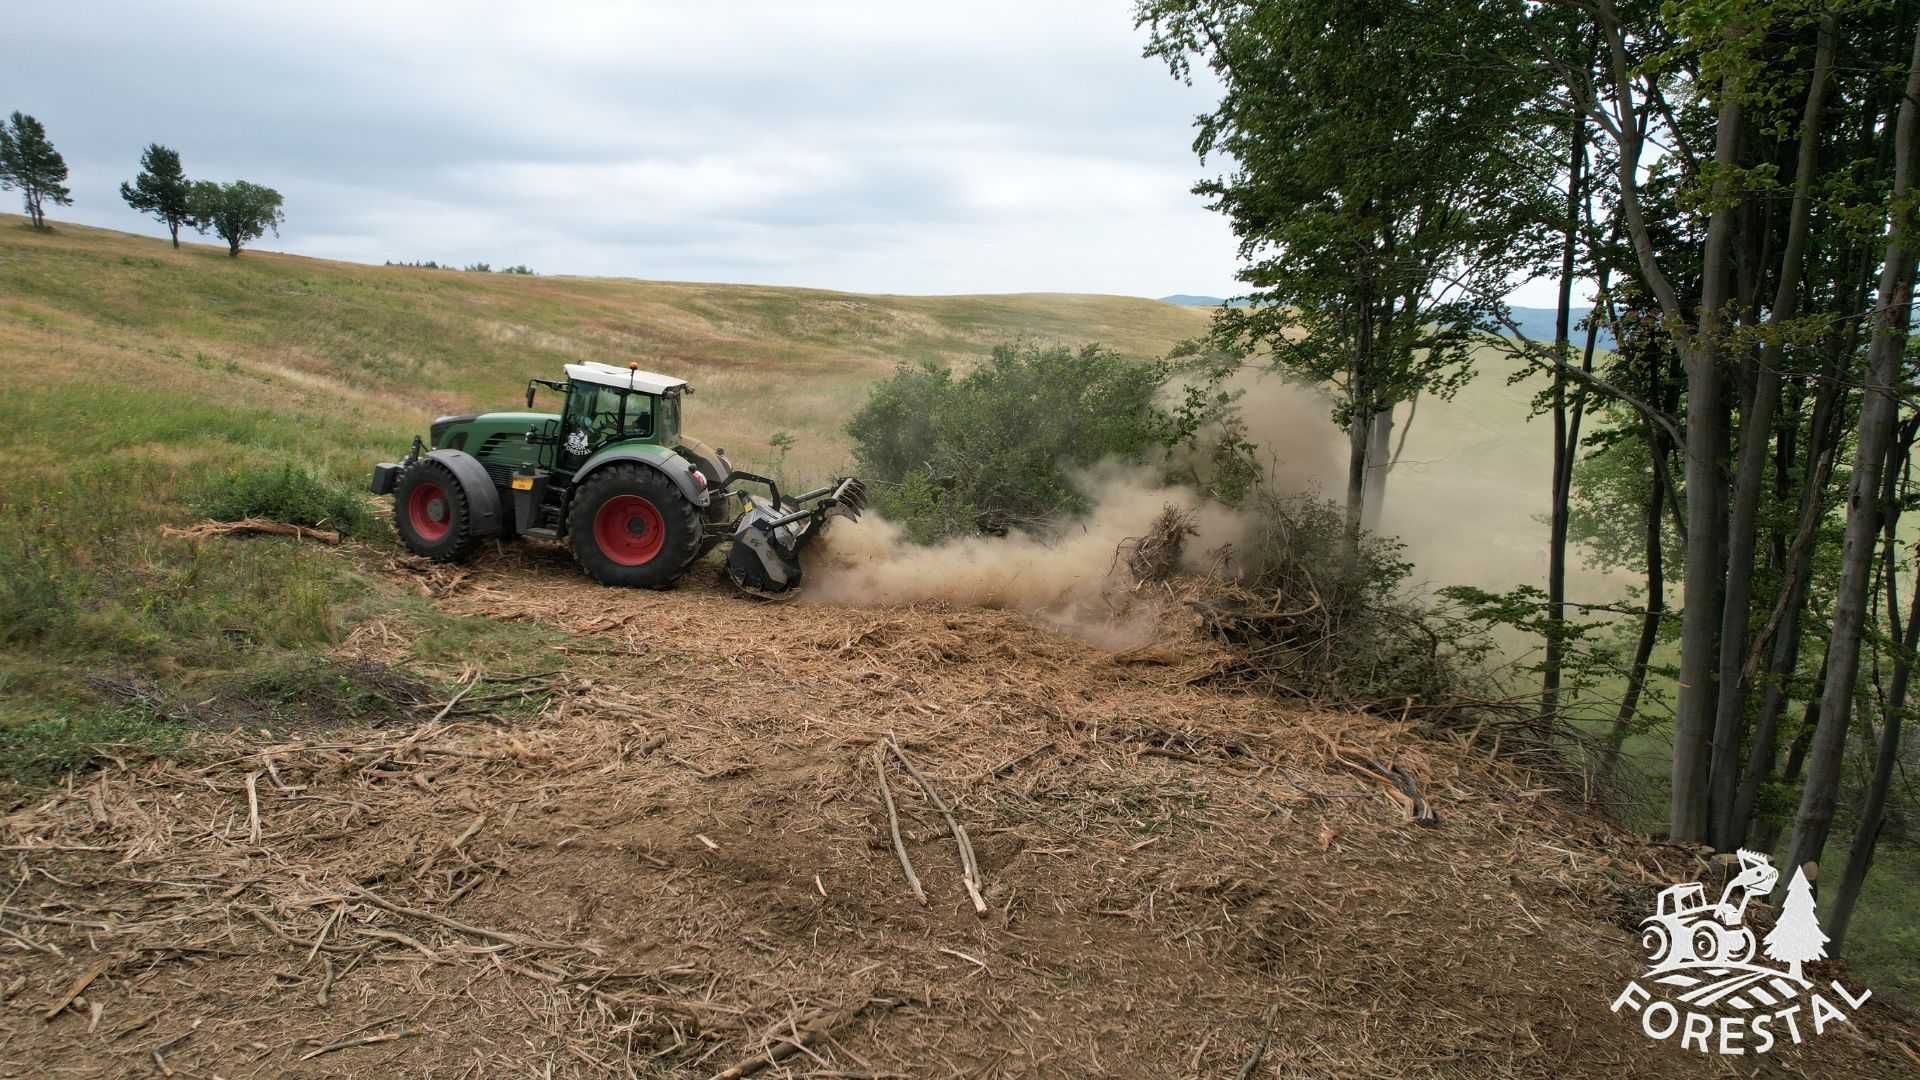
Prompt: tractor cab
<box><xmin>530</xmin><ymin>362</ymin><xmax>687</xmax><ymax>473</ymax></box>
<box><xmin>1653</xmin><ymin>883</ymin><xmax>1708</xmax><ymax>918</ymax></box>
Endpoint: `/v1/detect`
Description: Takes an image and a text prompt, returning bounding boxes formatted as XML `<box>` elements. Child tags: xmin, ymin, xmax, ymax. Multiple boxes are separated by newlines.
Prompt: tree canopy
<box><xmin>120</xmin><ymin>144</ymin><xmax>193</xmax><ymax>248</ymax></box>
<box><xmin>0</xmin><ymin>111</ymin><xmax>73</xmax><ymax>229</ymax></box>
<box><xmin>187</xmin><ymin>180</ymin><xmax>284</xmax><ymax>257</ymax></box>
<box><xmin>1136</xmin><ymin>0</ymin><xmax>1559</xmax><ymax>550</ymax></box>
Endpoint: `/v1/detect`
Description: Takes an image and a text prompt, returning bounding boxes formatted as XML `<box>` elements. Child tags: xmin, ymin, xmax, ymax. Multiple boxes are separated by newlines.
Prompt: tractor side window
<box><xmin>604</xmin><ymin>389</ymin><xmax>652</xmax><ymax>439</ymax></box>
<box><xmin>657</xmin><ymin>393</ymin><xmax>680</xmax><ymax>443</ymax></box>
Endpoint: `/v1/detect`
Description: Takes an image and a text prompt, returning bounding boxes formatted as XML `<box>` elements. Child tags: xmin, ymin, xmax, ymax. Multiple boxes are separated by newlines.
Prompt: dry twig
<box><xmin>873</xmin><ymin>745</ymin><xmax>925</xmax><ymax>904</ymax></box>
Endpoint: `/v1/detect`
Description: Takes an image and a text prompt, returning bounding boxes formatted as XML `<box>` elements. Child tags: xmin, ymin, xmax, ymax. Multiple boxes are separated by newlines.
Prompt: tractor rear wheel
<box><xmin>567</xmin><ymin>464</ymin><xmax>700</xmax><ymax>588</ymax></box>
<box><xmin>393</xmin><ymin>459</ymin><xmax>479</xmax><ymax>562</ymax></box>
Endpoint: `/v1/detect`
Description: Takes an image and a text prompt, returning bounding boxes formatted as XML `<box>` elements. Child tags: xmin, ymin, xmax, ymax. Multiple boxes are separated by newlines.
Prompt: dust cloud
<box><xmin>800</xmin><ymin>375</ymin><xmax>1346</xmax><ymax>648</ymax></box>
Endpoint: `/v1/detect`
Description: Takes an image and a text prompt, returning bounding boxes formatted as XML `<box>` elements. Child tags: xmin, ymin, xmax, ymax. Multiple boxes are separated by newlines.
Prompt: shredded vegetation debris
<box><xmin>3</xmin><ymin>554</ymin><xmax>1913</xmax><ymax>1078</ymax></box>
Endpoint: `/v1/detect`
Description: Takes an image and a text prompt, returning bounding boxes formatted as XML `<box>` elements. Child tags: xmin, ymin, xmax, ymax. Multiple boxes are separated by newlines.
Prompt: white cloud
<box><xmin>6</xmin><ymin>3</ymin><xmax>1267</xmax><ymax>299</ymax></box>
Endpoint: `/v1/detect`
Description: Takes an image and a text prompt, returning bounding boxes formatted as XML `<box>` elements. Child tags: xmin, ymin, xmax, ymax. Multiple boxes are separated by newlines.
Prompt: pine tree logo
<box><xmin>1609</xmin><ymin>855</ymin><xmax>1874</xmax><ymax>1054</ymax></box>
<box><xmin>1764</xmin><ymin>866</ymin><xmax>1828</xmax><ymax>983</ymax></box>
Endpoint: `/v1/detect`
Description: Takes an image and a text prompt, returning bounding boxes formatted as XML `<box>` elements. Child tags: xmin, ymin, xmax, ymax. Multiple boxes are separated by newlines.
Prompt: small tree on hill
<box><xmin>187</xmin><ymin>180</ymin><xmax>284</xmax><ymax>257</ymax></box>
<box><xmin>1765</xmin><ymin>866</ymin><xmax>1827</xmax><ymax>983</ymax></box>
<box><xmin>0</xmin><ymin>112</ymin><xmax>73</xmax><ymax>228</ymax></box>
<box><xmin>120</xmin><ymin>144</ymin><xmax>192</xmax><ymax>247</ymax></box>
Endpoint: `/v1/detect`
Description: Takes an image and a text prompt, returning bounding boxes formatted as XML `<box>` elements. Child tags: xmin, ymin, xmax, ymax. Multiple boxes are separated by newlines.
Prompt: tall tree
<box><xmin>1782</xmin><ymin>17</ymin><xmax>1920</xmax><ymax>888</ymax></box>
<box><xmin>1827</xmin><ymin>480</ymin><xmax>1920</xmax><ymax>950</ymax></box>
<box><xmin>120</xmin><ymin>144</ymin><xmax>192</xmax><ymax>248</ymax></box>
<box><xmin>186</xmin><ymin>180</ymin><xmax>284</xmax><ymax>257</ymax></box>
<box><xmin>0</xmin><ymin>111</ymin><xmax>72</xmax><ymax>229</ymax></box>
<box><xmin>1708</xmin><ymin>12</ymin><xmax>1840</xmax><ymax>848</ymax></box>
<box><xmin>1136</xmin><ymin>0</ymin><xmax>1555</xmax><ymax>563</ymax></box>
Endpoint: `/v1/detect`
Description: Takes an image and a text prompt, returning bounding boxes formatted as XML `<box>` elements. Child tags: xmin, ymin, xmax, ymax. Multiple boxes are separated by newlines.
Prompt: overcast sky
<box><xmin>11</xmin><ymin>1</ymin><xmax>1563</xmax><ymax>303</ymax></box>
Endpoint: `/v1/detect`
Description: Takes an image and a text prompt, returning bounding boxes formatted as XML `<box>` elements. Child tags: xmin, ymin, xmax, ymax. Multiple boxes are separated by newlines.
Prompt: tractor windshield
<box><xmin>566</xmin><ymin>382</ymin><xmax>655</xmax><ymax>447</ymax></box>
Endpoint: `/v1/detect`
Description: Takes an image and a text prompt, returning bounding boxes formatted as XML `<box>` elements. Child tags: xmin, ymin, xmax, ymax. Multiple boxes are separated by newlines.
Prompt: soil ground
<box><xmin>3</xmin><ymin>544</ymin><xmax>1915</xmax><ymax>1078</ymax></box>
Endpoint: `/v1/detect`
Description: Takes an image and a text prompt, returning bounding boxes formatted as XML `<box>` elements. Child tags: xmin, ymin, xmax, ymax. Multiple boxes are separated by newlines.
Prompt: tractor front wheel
<box><xmin>393</xmin><ymin>459</ymin><xmax>479</xmax><ymax>562</ymax></box>
<box><xmin>567</xmin><ymin>464</ymin><xmax>700</xmax><ymax>588</ymax></box>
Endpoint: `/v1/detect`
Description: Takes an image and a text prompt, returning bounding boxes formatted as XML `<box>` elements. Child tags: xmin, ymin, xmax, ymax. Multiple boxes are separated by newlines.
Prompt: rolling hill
<box><xmin>1</xmin><ymin>218</ymin><xmax>1212</xmax><ymax>485</ymax></box>
<box><xmin>2</xmin><ymin>218</ymin><xmax>1915</xmax><ymax>1077</ymax></box>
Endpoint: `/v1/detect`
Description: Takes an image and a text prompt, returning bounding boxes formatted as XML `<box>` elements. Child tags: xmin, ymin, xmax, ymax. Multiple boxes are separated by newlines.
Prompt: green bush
<box><xmin>1206</xmin><ymin>489</ymin><xmax>1492</xmax><ymax>711</ymax></box>
<box><xmin>847</xmin><ymin>343</ymin><xmax>1176</xmax><ymax>539</ymax></box>
<box><xmin>192</xmin><ymin>462</ymin><xmax>377</xmax><ymax>538</ymax></box>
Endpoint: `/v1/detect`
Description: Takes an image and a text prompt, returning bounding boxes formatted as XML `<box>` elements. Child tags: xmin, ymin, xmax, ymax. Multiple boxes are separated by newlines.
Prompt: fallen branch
<box><xmin>429</xmin><ymin>670</ymin><xmax>484</xmax><ymax>725</ymax></box>
<box><xmin>43</xmin><ymin>958</ymin><xmax>110</xmax><ymax>1021</ymax></box>
<box><xmin>342</xmin><ymin>885</ymin><xmax>598</xmax><ymax>954</ymax></box>
<box><xmin>873</xmin><ymin>746</ymin><xmax>926</xmax><ymax>904</ymax></box>
<box><xmin>709</xmin><ymin>995</ymin><xmax>907</xmax><ymax>1080</ymax></box>
<box><xmin>299</xmin><ymin>1028</ymin><xmax>421</xmax><ymax>1061</ymax></box>
<box><xmin>162</xmin><ymin>518</ymin><xmax>342</xmax><ymax>544</ymax></box>
<box><xmin>245</xmin><ymin>772</ymin><xmax>263</xmax><ymax>845</ymax></box>
<box><xmin>886</xmin><ymin>734</ymin><xmax>986</xmax><ymax>915</ymax></box>
<box><xmin>1320</xmin><ymin>738</ymin><xmax>1439</xmax><ymax>825</ymax></box>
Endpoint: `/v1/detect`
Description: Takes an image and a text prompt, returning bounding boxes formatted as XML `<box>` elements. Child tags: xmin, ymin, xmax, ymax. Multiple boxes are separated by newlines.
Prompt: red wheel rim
<box><xmin>594</xmin><ymin>494</ymin><xmax>665</xmax><ymax>566</ymax></box>
<box><xmin>407</xmin><ymin>481</ymin><xmax>451</xmax><ymax>541</ymax></box>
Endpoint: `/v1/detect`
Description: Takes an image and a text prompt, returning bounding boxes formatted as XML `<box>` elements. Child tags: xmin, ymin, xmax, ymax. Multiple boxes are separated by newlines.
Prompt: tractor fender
<box><xmin>424</xmin><ymin>449</ymin><xmax>504</xmax><ymax>536</ymax></box>
<box><xmin>573</xmin><ymin>447</ymin><xmax>711</xmax><ymax>508</ymax></box>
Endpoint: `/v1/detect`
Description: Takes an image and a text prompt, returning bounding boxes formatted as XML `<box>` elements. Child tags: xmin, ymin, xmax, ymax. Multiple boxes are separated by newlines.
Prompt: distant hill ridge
<box><xmin>1157</xmin><ymin>295</ymin><xmax>1616</xmax><ymax>350</ymax></box>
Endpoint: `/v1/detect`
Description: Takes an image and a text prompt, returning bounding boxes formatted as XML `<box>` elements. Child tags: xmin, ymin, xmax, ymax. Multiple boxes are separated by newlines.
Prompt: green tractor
<box><xmin>369</xmin><ymin>361</ymin><xmax>866</xmax><ymax>594</ymax></box>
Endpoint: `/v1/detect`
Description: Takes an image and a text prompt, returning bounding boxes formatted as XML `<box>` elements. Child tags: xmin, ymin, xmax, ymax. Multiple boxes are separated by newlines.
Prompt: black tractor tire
<box><xmin>567</xmin><ymin>464</ymin><xmax>701</xmax><ymax>588</ymax></box>
<box><xmin>393</xmin><ymin>459</ymin><xmax>480</xmax><ymax>562</ymax></box>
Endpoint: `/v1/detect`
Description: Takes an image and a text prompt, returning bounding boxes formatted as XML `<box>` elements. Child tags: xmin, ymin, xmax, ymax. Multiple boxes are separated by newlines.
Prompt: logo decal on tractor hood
<box><xmin>1611</xmin><ymin>850</ymin><xmax>1871</xmax><ymax>1054</ymax></box>
<box><xmin>565</xmin><ymin>429</ymin><xmax>590</xmax><ymax>456</ymax></box>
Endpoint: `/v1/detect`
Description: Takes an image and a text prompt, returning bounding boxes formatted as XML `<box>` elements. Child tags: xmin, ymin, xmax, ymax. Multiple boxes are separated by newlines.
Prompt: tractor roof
<box><xmin>565</xmin><ymin>362</ymin><xmax>687</xmax><ymax>396</ymax></box>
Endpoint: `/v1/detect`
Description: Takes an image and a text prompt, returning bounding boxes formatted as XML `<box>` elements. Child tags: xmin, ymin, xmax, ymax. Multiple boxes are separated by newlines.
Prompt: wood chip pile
<box><xmin>2</xmin><ymin>544</ymin><xmax>1913</xmax><ymax>1077</ymax></box>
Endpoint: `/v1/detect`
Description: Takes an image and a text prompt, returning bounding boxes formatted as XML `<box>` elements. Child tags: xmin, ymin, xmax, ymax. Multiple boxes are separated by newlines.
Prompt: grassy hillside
<box><xmin>1</xmin><ymin>217</ymin><xmax>1209</xmax><ymax>482</ymax></box>
<box><xmin>0</xmin><ymin>216</ymin><xmax>1208</xmax><ymax>774</ymax></box>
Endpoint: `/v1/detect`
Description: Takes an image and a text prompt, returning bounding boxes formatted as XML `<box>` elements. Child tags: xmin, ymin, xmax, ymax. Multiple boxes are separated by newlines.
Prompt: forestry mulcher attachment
<box><xmin>370</xmin><ymin>361</ymin><xmax>866</xmax><ymax>595</ymax></box>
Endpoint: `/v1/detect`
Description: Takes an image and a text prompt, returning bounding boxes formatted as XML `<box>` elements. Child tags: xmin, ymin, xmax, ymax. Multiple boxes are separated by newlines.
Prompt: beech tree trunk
<box><xmin>1730</xmin><ymin>254</ymin><xmax>1864</xmax><ymax>845</ymax></box>
<box><xmin>1601</xmin><ymin>413</ymin><xmax>1666</xmax><ymax>794</ymax></box>
<box><xmin>1360</xmin><ymin>405</ymin><xmax>1393</xmax><ymax>534</ymax></box>
<box><xmin>1708</xmin><ymin>15</ymin><xmax>1837</xmax><ymax>848</ymax></box>
<box><xmin>1543</xmin><ymin>113</ymin><xmax>1584</xmax><ymax>736</ymax></box>
<box><xmin>1783</xmin><ymin>20</ymin><xmax>1920</xmax><ymax>886</ymax></box>
<box><xmin>1671</xmin><ymin>80</ymin><xmax>1746</xmax><ymax>844</ymax></box>
<box><xmin>1828</xmin><ymin>519</ymin><xmax>1920</xmax><ymax>950</ymax></box>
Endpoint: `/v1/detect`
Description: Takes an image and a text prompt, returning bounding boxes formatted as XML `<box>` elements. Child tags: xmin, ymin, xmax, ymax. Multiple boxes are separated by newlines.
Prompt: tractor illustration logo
<box><xmin>1610</xmin><ymin>849</ymin><xmax>1873</xmax><ymax>1054</ymax></box>
<box><xmin>1639</xmin><ymin>848</ymin><xmax>1776</xmax><ymax>971</ymax></box>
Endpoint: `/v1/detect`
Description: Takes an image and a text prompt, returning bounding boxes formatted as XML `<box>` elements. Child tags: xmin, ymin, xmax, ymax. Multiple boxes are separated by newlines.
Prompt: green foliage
<box><xmin>0</xmin><ymin>111</ymin><xmax>73</xmax><ymax>228</ymax></box>
<box><xmin>1136</xmin><ymin>0</ymin><xmax>1555</xmax><ymax>435</ymax></box>
<box><xmin>500</xmin><ymin>264</ymin><xmax>534</xmax><ymax>275</ymax></box>
<box><xmin>187</xmin><ymin>179</ymin><xmax>285</xmax><ymax>257</ymax></box>
<box><xmin>464</xmin><ymin>262</ymin><xmax>492</xmax><ymax>273</ymax></box>
<box><xmin>1160</xmin><ymin>339</ymin><xmax>1266</xmax><ymax>507</ymax></box>
<box><xmin>192</xmin><ymin>462</ymin><xmax>378</xmax><ymax>539</ymax></box>
<box><xmin>1219</xmin><ymin>489</ymin><xmax>1493</xmax><ymax>708</ymax></box>
<box><xmin>847</xmin><ymin>342</ymin><xmax>1174</xmax><ymax>539</ymax></box>
<box><xmin>874</xmin><ymin>468</ymin><xmax>979</xmax><ymax>546</ymax></box>
<box><xmin>119</xmin><ymin>144</ymin><xmax>192</xmax><ymax>246</ymax></box>
<box><xmin>0</xmin><ymin>509</ymin><xmax>72</xmax><ymax>644</ymax></box>
<box><xmin>0</xmin><ymin>708</ymin><xmax>183</xmax><ymax>784</ymax></box>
